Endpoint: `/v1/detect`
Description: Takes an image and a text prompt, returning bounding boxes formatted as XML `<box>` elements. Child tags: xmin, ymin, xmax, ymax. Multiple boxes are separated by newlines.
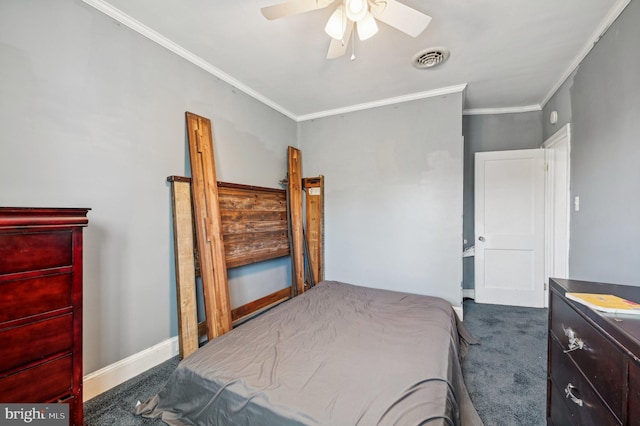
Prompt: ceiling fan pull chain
<box><xmin>342</xmin><ymin>2</ymin><xmax>347</xmax><ymax>47</ymax></box>
<box><xmin>351</xmin><ymin>34</ymin><xmax>356</xmax><ymax>61</ymax></box>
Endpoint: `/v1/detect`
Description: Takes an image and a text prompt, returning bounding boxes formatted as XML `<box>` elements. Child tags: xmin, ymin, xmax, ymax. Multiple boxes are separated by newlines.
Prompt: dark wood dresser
<box><xmin>0</xmin><ymin>208</ymin><xmax>89</xmax><ymax>426</ymax></box>
<box><xmin>548</xmin><ymin>278</ymin><xmax>640</xmax><ymax>425</ymax></box>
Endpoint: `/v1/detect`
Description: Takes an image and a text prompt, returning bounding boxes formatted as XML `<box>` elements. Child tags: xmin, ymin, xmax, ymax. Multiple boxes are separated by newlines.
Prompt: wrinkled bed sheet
<box><xmin>136</xmin><ymin>281</ymin><xmax>483</xmax><ymax>425</ymax></box>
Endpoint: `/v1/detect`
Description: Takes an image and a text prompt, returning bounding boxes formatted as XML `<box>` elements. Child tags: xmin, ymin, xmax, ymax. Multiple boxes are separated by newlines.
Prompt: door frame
<box><xmin>542</xmin><ymin>123</ymin><xmax>572</xmax><ymax>307</ymax></box>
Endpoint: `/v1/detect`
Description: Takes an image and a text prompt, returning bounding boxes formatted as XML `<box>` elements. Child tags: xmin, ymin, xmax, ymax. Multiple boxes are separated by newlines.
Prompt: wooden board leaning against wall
<box><xmin>303</xmin><ymin>176</ymin><xmax>324</xmax><ymax>286</ymax></box>
<box><xmin>185</xmin><ymin>112</ymin><xmax>231</xmax><ymax>340</ymax></box>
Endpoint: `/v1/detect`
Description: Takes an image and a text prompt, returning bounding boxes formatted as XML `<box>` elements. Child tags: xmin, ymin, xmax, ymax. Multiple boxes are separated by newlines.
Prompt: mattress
<box><xmin>136</xmin><ymin>281</ymin><xmax>483</xmax><ymax>425</ymax></box>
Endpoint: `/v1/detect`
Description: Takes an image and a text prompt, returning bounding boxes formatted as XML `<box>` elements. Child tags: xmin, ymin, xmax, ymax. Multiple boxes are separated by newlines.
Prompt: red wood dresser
<box><xmin>0</xmin><ymin>207</ymin><xmax>89</xmax><ymax>426</ymax></box>
<box><xmin>548</xmin><ymin>278</ymin><xmax>640</xmax><ymax>425</ymax></box>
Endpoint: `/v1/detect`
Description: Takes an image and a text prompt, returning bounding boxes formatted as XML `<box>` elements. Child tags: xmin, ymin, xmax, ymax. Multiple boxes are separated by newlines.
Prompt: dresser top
<box><xmin>551</xmin><ymin>278</ymin><xmax>640</xmax><ymax>362</ymax></box>
<box><xmin>0</xmin><ymin>207</ymin><xmax>90</xmax><ymax>229</ymax></box>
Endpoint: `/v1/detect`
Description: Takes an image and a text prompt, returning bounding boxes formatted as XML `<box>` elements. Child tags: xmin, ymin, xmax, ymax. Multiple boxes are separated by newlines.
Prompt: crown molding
<box><xmin>296</xmin><ymin>84</ymin><xmax>468</xmax><ymax>122</ymax></box>
<box><xmin>463</xmin><ymin>104</ymin><xmax>542</xmax><ymax>116</ymax></box>
<box><xmin>81</xmin><ymin>0</ymin><xmax>298</xmax><ymax>121</ymax></box>
<box><xmin>540</xmin><ymin>0</ymin><xmax>631</xmax><ymax>108</ymax></box>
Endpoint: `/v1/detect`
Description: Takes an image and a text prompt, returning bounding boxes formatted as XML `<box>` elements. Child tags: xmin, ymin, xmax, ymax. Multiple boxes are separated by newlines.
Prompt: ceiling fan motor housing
<box><xmin>346</xmin><ymin>0</ymin><xmax>368</xmax><ymax>21</ymax></box>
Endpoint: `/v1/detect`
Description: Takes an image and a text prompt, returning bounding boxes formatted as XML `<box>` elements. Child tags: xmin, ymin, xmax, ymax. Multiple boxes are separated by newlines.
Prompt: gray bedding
<box><xmin>136</xmin><ymin>281</ymin><xmax>483</xmax><ymax>425</ymax></box>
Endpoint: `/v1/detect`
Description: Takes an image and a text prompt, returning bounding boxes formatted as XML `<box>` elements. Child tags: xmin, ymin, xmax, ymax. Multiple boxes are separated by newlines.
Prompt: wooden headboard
<box><xmin>217</xmin><ymin>182</ymin><xmax>289</xmax><ymax>268</ymax></box>
<box><xmin>172</xmin><ymin>113</ymin><xmax>323</xmax><ymax>359</ymax></box>
<box><xmin>168</xmin><ymin>176</ymin><xmax>296</xmax><ymax>354</ymax></box>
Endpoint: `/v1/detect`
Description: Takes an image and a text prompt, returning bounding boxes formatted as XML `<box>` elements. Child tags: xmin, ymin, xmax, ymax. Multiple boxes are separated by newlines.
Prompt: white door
<box><xmin>475</xmin><ymin>149</ymin><xmax>546</xmax><ymax>308</ymax></box>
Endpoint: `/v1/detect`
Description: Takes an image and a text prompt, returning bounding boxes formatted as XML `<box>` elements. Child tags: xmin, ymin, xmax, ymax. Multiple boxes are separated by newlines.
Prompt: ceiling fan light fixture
<box><xmin>325</xmin><ymin>5</ymin><xmax>347</xmax><ymax>40</ymax></box>
<box><xmin>357</xmin><ymin>12</ymin><xmax>378</xmax><ymax>40</ymax></box>
<box><xmin>261</xmin><ymin>0</ymin><xmax>433</xmax><ymax>59</ymax></box>
<box><xmin>345</xmin><ymin>0</ymin><xmax>368</xmax><ymax>22</ymax></box>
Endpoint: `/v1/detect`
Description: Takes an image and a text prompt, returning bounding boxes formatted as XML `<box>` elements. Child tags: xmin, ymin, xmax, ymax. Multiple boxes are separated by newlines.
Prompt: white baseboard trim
<box><xmin>462</xmin><ymin>289</ymin><xmax>475</xmax><ymax>299</ymax></box>
<box><xmin>453</xmin><ymin>306</ymin><xmax>464</xmax><ymax>321</ymax></box>
<box><xmin>83</xmin><ymin>336</ymin><xmax>179</xmax><ymax>402</ymax></box>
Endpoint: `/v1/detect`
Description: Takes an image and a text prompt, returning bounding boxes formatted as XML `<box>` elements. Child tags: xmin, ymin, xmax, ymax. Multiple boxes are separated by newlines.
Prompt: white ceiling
<box><xmin>84</xmin><ymin>0</ymin><xmax>629</xmax><ymax>121</ymax></box>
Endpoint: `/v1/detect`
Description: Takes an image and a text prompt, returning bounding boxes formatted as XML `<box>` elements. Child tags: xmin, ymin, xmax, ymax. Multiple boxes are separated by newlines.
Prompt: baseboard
<box><xmin>454</xmin><ymin>290</ymin><xmax>478</xmax><ymax>320</ymax></box>
<box><xmin>83</xmin><ymin>336</ymin><xmax>179</xmax><ymax>402</ymax></box>
<box><xmin>453</xmin><ymin>305</ymin><xmax>464</xmax><ymax>321</ymax></box>
<box><xmin>462</xmin><ymin>289</ymin><xmax>475</xmax><ymax>299</ymax></box>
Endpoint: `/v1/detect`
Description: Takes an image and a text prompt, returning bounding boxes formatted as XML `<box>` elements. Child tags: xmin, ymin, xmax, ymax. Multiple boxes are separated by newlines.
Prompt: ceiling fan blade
<box><xmin>370</xmin><ymin>0</ymin><xmax>432</xmax><ymax>37</ymax></box>
<box><xmin>326</xmin><ymin>21</ymin><xmax>354</xmax><ymax>59</ymax></box>
<box><xmin>261</xmin><ymin>0</ymin><xmax>336</xmax><ymax>20</ymax></box>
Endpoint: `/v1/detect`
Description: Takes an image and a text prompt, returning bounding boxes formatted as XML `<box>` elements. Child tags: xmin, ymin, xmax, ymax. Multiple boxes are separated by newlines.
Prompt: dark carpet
<box><xmin>461</xmin><ymin>300</ymin><xmax>548</xmax><ymax>426</ymax></box>
<box><xmin>83</xmin><ymin>357</ymin><xmax>179</xmax><ymax>426</ymax></box>
<box><xmin>83</xmin><ymin>300</ymin><xmax>548</xmax><ymax>425</ymax></box>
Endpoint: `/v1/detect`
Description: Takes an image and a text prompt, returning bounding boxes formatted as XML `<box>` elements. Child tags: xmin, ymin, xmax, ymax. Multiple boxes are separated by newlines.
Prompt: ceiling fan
<box><xmin>261</xmin><ymin>0</ymin><xmax>432</xmax><ymax>59</ymax></box>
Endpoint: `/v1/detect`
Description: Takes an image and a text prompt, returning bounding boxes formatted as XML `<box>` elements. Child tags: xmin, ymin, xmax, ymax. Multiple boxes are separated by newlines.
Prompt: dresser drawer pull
<box><xmin>564</xmin><ymin>383</ymin><xmax>583</xmax><ymax>407</ymax></box>
<box><xmin>562</xmin><ymin>326</ymin><xmax>586</xmax><ymax>353</ymax></box>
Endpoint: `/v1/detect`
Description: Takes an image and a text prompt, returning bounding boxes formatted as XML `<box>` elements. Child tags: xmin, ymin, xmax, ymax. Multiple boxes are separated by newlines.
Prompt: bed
<box><xmin>135</xmin><ymin>280</ymin><xmax>482</xmax><ymax>425</ymax></box>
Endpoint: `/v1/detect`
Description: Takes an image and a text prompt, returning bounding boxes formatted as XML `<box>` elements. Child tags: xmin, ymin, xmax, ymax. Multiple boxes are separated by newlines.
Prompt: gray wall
<box><xmin>543</xmin><ymin>0</ymin><xmax>640</xmax><ymax>285</ymax></box>
<box><xmin>0</xmin><ymin>0</ymin><xmax>296</xmax><ymax>374</ymax></box>
<box><xmin>299</xmin><ymin>94</ymin><xmax>465</xmax><ymax>307</ymax></box>
<box><xmin>542</xmin><ymin>72</ymin><xmax>575</xmax><ymax>141</ymax></box>
<box><xmin>461</xmin><ymin>112</ymin><xmax>543</xmax><ymax>289</ymax></box>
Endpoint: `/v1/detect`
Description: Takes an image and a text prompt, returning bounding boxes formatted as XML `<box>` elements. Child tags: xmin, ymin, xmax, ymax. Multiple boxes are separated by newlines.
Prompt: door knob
<box><xmin>478</xmin><ymin>236</ymin><xmax>485</xmax><ymax>242</ymax></box>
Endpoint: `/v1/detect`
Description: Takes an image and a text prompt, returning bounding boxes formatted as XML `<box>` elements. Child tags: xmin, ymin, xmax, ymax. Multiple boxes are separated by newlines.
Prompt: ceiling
<box><xmin>84</xmin><ymin>0</ymin><xmax>629</xmax><ymax>121</ymax></box>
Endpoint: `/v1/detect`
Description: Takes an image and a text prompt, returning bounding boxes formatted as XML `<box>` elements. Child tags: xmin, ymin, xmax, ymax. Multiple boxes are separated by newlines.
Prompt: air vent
<box><xmin>412</xmin><ymin>47</ymin><xmax>450</xmax><ymax>69</ymax></box>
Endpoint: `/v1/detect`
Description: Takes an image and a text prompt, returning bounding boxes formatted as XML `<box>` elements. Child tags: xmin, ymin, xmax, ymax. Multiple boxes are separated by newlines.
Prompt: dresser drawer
<box><xmin>0</xmin><ymin>314</ymin><xmax>73</xmax><ymax>372</ymax></box>
<box><xmin>550</xmin><ymin>338</ymin><xmax>620</xmax><ymax>425</ymax></box>
<box><xmin>0</xmin><ymin>273</ymin><xmax>73</xmax><ymax>323</ymax></box>
<box><xmin>0</xmin><ymin>231</ymin><xmax>72</xmax><ymax>274</ymax></box>
<box><xmin>549</xmin><ymin>379</ymin><xmax>576</xmax><ymax>425</ymax></box>
<box><xmin>550</xmin><ymin>291</ymin><xmax>625</xmax><ymax>417</ymax></box>
<box><xmin>0</xmin><ymin>354</ymin><xmax>72</xmax><ymax>402</ymax></box>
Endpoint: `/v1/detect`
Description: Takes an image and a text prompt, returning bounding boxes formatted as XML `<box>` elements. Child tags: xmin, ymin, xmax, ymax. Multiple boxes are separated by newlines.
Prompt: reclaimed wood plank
<box><xmin>231</xmin><ymin>287</ymin><xmax>292</xmax><ymax>323</ymax></box>
<box><xmin>303</xmin><ymin>176</ymin><xmax>324</xmax><ymax>284</ymax></box>
<box><xmin>288</xmin><ymin>146</ymin><xmax>305</xmax><ymax>296</ymax></box>
<box><xmin>185</xmin><ymin>112</ymin><xmax>232</xmax><ymax>338</ymax></box>
<box><xmin>167</xmin><ymin>177</ymin><xmax>199</xmax><ymax>358</ymax></box>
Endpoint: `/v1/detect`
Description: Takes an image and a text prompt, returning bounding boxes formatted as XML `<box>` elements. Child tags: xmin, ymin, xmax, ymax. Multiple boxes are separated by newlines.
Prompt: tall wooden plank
<box><xmin>185</xmin><ymin>112</ymin><xmax>232</xmax><ymax>338</ymax></box>
<box><xmin>167</xmin><ymin>176</ymin><xmax>200</xmax><ymax>358</ymax></box>
<box><xmin>303</xmin><ymin>176</ymin><xmax>324</xmax><ymax>284</ymax></box>
<box><xmin>288</xmin><ymin>146</ymin><xmax>305</xmax><ymax>295</ymax></box>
